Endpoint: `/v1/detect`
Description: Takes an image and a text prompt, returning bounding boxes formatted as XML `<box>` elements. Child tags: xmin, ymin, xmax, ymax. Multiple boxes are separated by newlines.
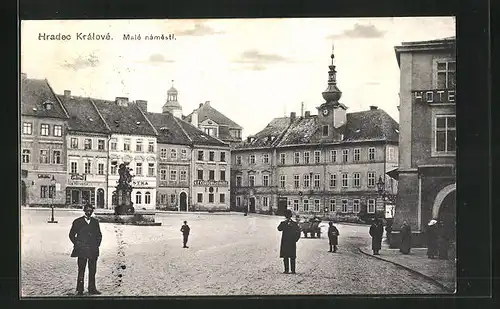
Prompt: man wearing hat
<box><xmin>180</xmin><ymin>220</ymin><xmax>190</xmax><ymax>248</ymax></box>
<box><xmin>277</xmin><ymin>209</ymin><xmax>301</xmax><ymax>274</ymax></box>
<box><xmin>69</xmin><ymin>203</ymin><xmax>102</xmax><ymax>295</ymax></box>
<box><xmin>426</xmin><ymin>219</ymin><xmax>438</xmax><ymax>259</ymax></box>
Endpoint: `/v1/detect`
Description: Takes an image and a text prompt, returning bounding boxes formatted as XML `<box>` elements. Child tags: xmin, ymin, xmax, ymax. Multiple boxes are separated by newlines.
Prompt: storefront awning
<box><xmin>386</xmin><ymin>168</ymin><xmax>399</xmax><ymax>180</ymax></box>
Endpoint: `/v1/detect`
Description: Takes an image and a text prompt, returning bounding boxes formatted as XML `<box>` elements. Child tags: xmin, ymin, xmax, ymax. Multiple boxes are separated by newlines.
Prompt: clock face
<box><xmin>322</xmin><ymin>109</ymin><xmax>329</xmax><ymax>116</ymax></box>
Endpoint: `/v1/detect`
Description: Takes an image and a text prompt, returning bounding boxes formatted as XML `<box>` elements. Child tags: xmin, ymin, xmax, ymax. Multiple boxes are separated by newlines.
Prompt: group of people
<box><xmin>68</xmin><ymin>204</ymin><xmax>191</xmax><ymax>295</ymax></box>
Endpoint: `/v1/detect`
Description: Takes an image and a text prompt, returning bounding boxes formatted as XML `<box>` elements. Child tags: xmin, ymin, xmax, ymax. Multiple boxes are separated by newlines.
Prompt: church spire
<box><xmin>321</xmin><ymin>43</ymin><xmax>342</xmax><ymax>103</ymax></box>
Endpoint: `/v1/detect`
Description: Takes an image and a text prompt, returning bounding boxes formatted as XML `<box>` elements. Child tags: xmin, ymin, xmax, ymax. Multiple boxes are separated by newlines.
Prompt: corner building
<box><xmin>391</xmin><ymin>37</ymin><xmax>456</xmax><ymax>247</ymax></box>
<box><xmin>231</xmin><ymin>48</ymin><xmax>399</xmax><ymax>222</ymax></box>
<box><xmin>20</xmin><ymin>74</ymin><xmax>70</xmax><ymax>207</ymax></box>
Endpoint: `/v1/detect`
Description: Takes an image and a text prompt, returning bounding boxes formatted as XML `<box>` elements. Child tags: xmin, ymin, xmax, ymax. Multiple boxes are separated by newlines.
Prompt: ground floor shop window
<box><xmin>303</xmin><ymin>200</ymin><xmax>309</xmax><ymax>212</ymax></box>
<box><xmin>197</xmin><ymin>193</ymin><xmax>203</xmax><ymax>203</ymax></box>
<box><xmin>170</xmin><ymin>194</ymin><xmax>176</xmax><ymax>204</ymax></box>
<box><xmin>40</xmin><ymin>186</ymin><xmax>48</xmax><ymax>198</ymax></box>
<box><xmin>353</xmin><ymin>199</ymin><xmax>360</xmax><ymax>213</ymax></box>
<box><xmin>236</xmin><ymin>196</ymin><xmax>241</xmax><ymax>207</ymax></box>
<box><xmin>145</xmin><ymin>192</ymin><xmax>151</xmax><ymax>204</ymax></box>
<box><xmin>220</xmin><ymin>193</ymin><xmax>226</xmax><ymax>204</ymax></box>
<box><xmin>209</xmin><ymin>193</ymin><xmax>214</xmax><ymax>203</ymax></box>
<box><xmin>293</xmin><ymin>200</ymin><xmax>299</xmax><ymax>211</ymax></box>
<box><xmin>136</xmin><ymin>191</ymin><xmax>142</xmax><ymax>204</ymax></box>
<box><xmin>314</xmin><ymin>200</ymin><xmax>320</xmax><ymax>212</ymax></box>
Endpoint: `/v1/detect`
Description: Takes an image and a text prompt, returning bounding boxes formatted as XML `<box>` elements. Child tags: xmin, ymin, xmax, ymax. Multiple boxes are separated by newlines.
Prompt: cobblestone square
<box><xmin>21</xmin><ymin>209</ymin><xmax>446</xmax><ymax>297</ymax></box>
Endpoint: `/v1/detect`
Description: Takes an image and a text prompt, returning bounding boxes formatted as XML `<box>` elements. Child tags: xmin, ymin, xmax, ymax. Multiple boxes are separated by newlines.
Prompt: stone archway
<box><xmin>179</xmin><ymin>192</ymin><xmax>187</xmax><ymax>212</ymax></box>
<box><xmin>431</xmin><ymin>183</ymin><xmax>456</xmax><ymax>220</ymax></box>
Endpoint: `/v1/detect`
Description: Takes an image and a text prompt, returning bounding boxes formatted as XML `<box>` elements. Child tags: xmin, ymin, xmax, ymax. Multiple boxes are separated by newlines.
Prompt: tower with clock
<box><xmin>316</xmin><ymin>44</ymin><xmax>348</xmax><ymax>139</ymax></box>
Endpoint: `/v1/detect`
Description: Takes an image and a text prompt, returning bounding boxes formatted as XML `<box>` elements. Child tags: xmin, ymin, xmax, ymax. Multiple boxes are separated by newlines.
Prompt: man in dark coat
<box><xmin>399</xmin><ymin>220</ymin><xmax>412</xmax><ymax>254</ymax></box>
<box><xmin>426</xmin><ymin>219</ymin><xmax>438</xmax><ymax>259</ymax></box>
<box><xmin>180</xmin><ymin>221</ymin><xmax>190</xmax><ymax>248</ymax></box>
<box><xmin>327</xmin><ymin>222</ymin><xmax>339</xmax><ymax>253</ymax></box>
<box><xmin>69</xmin><ymin>203</ymin><xmax>102</xmax><ymax>295</ymax></box>
<box><xmin>437</xmin><ymin>220</ymin><xmax>449</xmax><ymax>260</ymax></box>
<box><xmin>277</xmin><ymin>209</ymin><xmax>301</xmax><ymax>274</ymax></box>
<box><xmin>369</xmin><ymin>219</ymin><xmax>384</xmax><ymax>255</ymax></box>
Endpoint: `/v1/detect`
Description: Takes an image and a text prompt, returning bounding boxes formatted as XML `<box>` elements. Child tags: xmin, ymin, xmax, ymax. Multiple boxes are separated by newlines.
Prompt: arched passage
<box><xmin>431</xmin><ymin>183</ymin><xmax>456</xmax><ymax>219</ymax></box>
<box><xmin>179</xmin><ymin>192</ymin><xmax>187</xmax><ymax>211</ymax></box>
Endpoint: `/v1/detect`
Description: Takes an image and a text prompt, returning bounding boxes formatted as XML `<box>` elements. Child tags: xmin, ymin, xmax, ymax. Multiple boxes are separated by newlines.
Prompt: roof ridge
<box><xmin>172</xmin><ymin>116</ymin><xmax>193</xmax><ymax>143</ymax></box>
<box><xmin>45</xmin><ymin>79</ymin><xmax>70</xmax><ymax>118</ymax></box>
<box><xmin>135</xmin><ymin>103</ymin><xmax>159</xmax><ymax>136</ymax></box>
<box><xmin>89</xmin><ymin>97</ymin><xmax>112</xmax><ymax>132</ymax></box>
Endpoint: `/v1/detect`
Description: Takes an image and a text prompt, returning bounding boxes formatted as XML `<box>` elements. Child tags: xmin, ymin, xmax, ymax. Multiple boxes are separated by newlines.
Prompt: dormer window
<box><xmin>43</xmin><ymin>100</ymin><xmax>54</xmax><ymax>110</ymax></box>
<box><xmin>322</xmin><ymin>125</ymin><xmax>329</xmax><ymax>136</ymax></box>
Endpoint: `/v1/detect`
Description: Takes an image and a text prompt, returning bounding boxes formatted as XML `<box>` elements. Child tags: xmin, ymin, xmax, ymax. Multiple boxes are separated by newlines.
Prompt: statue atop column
<box><xmin>114</xmin><ymin>163</ymin><xmax>135</xmax><ymax>215</ymax></box>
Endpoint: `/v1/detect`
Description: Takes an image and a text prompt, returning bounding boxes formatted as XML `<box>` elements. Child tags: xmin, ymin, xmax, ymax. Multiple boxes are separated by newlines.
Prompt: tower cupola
<box><xmin>321</xmin><ymin>44</ymin><xmax>342</xmax><ymax>103</ymax></box>
<box><xmin>162</xmin><ymin>80</ymin><xmax>183</xmax><ymax>118</ymax></box>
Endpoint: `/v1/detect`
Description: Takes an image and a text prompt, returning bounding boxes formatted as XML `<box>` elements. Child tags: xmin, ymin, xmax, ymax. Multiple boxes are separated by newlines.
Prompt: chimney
<box><xmin>199</xmin><ymin>103</ymin><xmax>203</xmax><ymax>108</ymax></box>
<box><xmin>290</xmin><ymin>112</ymin><xmax>296</xmax><ymax>123</ymax></box>
<box><xmin>64</xmin><ymin>90</ymin><xmax>71</xmax><ymax>98</ymax></box>
<box><xmin>369</xmin><ymin>105</ymin><xmax>378</xmax><ymax>110</ymax></box>
<box><xmin>191</xmin><ymin>110</ymin><xmax>199</xmax><ymax>127</ymax></box>
<box><xmin>21</xmin><ymin>73</ymin><xmax>27</xmax><ymax>80</ymax></box>
<box><xmin>304</xmin><ymin>111</ymin><xmax>311</xmax><ymax>117</ymax></box>
<box><xmin>115</xmin><ymin>97</ymin><xmax>129</xmax><ymax>106</ymax></box>
<box><xmin>247</xmin><ymin>136</ymin><xmax>254</xmax><ymax>143</ymax></box>
<box><xmin>136</xmin><ymin>100</ymin><xmax>148</xmax><ymax>112</ymax></box>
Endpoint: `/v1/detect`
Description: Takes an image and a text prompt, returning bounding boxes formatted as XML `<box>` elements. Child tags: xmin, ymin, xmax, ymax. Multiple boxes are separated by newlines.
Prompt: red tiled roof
<box><xmin>58</xmin><ymin>95</ymin><xmax>109</xmax><ymax>134</ymax></box>
<box><xmin>21</xmin><ymin>78</ymin><xmax>69</xmax><ymax>119</ymax></box>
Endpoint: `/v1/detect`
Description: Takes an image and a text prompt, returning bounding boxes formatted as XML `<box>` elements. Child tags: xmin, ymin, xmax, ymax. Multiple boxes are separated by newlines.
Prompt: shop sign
<box><xmin>193</xmin><ymin>180</ymin><xmax>228</xmax><ymax>187</ymax></box>
<box><xmin>68</xmin><ymin>180</ymin><xmax>89</xmax><ymax>186</ymax></box>
<box><xmin>38</xmin><ymin>174</ymin><xmax>51</xmax><ymax>179</ymax></box>
<box><xmin>413</xmin><ymin>89</ymin><xmax>455</xmax><ymax>104</ymax></box>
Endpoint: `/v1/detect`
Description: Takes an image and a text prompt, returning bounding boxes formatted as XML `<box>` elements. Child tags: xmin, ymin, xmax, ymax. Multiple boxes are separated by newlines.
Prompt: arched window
<box><xmin>135</xmin><ymin>191</ymin><xmax>142</xmax><ymax>204</ymax></box>
<box><xmin>145</xmin><ymin>191</ymin><xmax>151</xmax><ymax>204</ymax></box>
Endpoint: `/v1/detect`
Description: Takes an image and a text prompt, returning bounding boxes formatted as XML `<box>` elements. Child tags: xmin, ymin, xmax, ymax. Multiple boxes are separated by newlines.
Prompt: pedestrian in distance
<box><xmin>181</xmin><ymin>221</ymin><xmax>190</xmax><ymax>248</ymax></box>
<box><xmin>327</xmin><ymin>221</ymin><xmax>339</xmax><ymax>253</ymax></box>
<box><xmin>69</xmin><ymin>203</ymin><xmax>102</xmax><ymax>295</ymax></box>
<box><xmin>277</xmin><ymin>209</ymin><xmax>301</xmax><ymax>274</ymax></box>
<box><xmin>369</xmin><ymin>218</ymin><xmax>384</xmax><ymax>255</ymax></box>
<box><xmin>426</xmin><ymin>219</ymin><xmax>438</xmax><ymax>259</ymax></box>
<box><xmin>399</xmin><ymin>220</ymin><xmax>412</xmax><ymax>255</ymax></box>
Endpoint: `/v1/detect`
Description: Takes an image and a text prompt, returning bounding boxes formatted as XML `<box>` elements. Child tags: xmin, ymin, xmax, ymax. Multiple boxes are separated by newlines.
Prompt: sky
<box><xmin>21</xmin><ymin>17</ymin><xmax>455</xmax><ymax>138</ymax></box>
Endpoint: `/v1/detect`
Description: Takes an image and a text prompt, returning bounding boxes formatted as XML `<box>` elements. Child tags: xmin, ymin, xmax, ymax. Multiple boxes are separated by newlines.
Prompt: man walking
<box><xmin>327</xmin><ymin>221</ymin><xmax>339</xmax><ymax>253</ymax></box>
<box><xmin>277</xmin><ymin>209</ymin><xmax>301</xmax><ymax>274</ymax></box>
<box><xmin>69</xmin><ymin>203</ymin><xmax>102</xmax><ymax>295</ymax></box>
<box><xmin>181</xmin><ymin>221</ymin><xmax>190</xmax><ymax>248</ymax></box>
<box><xmin>369</xmin><ymin>218</ymin><xmax>384</xmax><ymax>255</ymax></box>
<box><xmin>426</xmin><ymin>219</ymin><xmax>438</xmax><ymax>259</ymax></box>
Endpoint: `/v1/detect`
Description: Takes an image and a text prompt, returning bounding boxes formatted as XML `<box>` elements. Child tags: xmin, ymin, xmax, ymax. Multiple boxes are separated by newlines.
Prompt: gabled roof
<box><xmin>234</xmin><ymin>117</ymin><xmax>291</xmax><ymax>149</ymax></box>
<box><xmin>146</xmin><ymin>112</ymin><xmax>192</xmax><ymax>145</ymax></box>
<box><xmin>57</xmin><ymin>95</ymin><xmax>109</xmax><ymax>134</ymax></box>
<box><xmin>276</xmin><ymin>116</ymin><xmax>320</xmax><ymax>147</ymax></box>
<box><xmin>21</xmin><ymin>78</ymin><xmax>69</xmax><ymax>119</ymax></box>
<box><xmin>176</xmin><ymin>119</ymin><xmax>228</xmax><ymax>147</ymax></box>
<box><xmin>92</xmin><ymin>99</ymin><xmax>157</xmax><ymax>136</ymax></box>
<box><xmin>185</xmin><ymin>102</ymin><xmax>242</xmax><ymax>130</ymax></box>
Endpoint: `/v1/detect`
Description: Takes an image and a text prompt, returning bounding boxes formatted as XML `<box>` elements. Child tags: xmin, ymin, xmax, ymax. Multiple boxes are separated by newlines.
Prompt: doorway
<box><xmin>180</xmin><ymin>192</ymin><xmax>187</xmax><ymax>211</ymax></box>
<box><xmin>97</xmin><ymin>189</ymin><xmax>105</xmax><ymax>208</ymax></box>
<box><xmin>249</xmin><ymin>197</ymin><xmax>256</xmax><ymax>213</ymax></box>
<box><xmin>277</xmin><ymin>197</ymin><xmax>288</xmax><ymax>216</ymax></box>
<box><xmin>21</xmin><ymin>181</ymin><xmax>27</xmax><ymax>206</ymax></box>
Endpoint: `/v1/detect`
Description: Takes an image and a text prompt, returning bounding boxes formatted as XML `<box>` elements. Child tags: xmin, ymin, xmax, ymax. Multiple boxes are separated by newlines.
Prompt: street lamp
<box><xmin>48</xmin><ymin>175</ymin><xmax>58</xmax><ymax>223</ymax></box>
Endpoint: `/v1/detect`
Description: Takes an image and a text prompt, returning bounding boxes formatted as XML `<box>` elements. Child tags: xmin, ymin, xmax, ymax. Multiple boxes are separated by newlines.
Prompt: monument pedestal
<box><xmin>94</xmin><ymin>211</ymin><xmax>162</xmax><ymax>226</ymax></box>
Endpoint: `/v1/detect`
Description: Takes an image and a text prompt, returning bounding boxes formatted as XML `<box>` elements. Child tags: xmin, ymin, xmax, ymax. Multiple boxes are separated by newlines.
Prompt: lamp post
<box><xmin>376</xmin><ymin>176</ymin><xmax>393</xmax><ymax>239</ymax></box>
<box><xmin>48</xmin><ymin>175</ymin><xmax>58</xmax><ymax>223</ymax></box>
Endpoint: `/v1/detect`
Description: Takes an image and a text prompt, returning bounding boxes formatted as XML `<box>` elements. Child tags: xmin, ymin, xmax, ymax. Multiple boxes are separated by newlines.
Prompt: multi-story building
<box><xmin>58</xmin><ymin>91</ymin><xmax>110</xmax><ymax>208</ymax></box>
<box><xmin>146</xmin><ymin>111</ymin><xmax>192</xmax><ymax>211</ymax></box>
<box><xmin>21</xmin><ymin>73</ymin><xmax>70</xmax><ymax>206</ymax></box>
<box><xmin>231</xmin><ymin>48</ymin><xmax>399</xmax><ymax>222</ymax></box>
<box><xmin>185</xmin><ymin>101</ymin><xmax>243</xmax><ymax>145</ymax></box>
<box><xmin>391</xmin><ymin>37</ymin><xmax>456</xmax><ymax>247</ymax></box>
<box><xmin>92</xmin><ymin>97</ymin><xmax>158</xmax><ymax>210</ymax></box>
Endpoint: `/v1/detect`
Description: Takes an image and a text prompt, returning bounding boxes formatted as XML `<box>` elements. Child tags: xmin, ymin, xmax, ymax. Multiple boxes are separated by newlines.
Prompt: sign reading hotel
<box><xmin>193</xmin><ymin>180</ymin><xmax>229</xmax><ymax>187</ymax></box>
<box><xmin>413</xmin><ymin>89</ymin><xmax>455</xmax><ymax>104</ymax></box>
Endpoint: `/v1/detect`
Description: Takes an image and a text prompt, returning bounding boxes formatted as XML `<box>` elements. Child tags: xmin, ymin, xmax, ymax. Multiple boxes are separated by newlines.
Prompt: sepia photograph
<box><xmin>20</xmin><ymin>17</ymin><xmax>456</xmax><ymax>297</ymax></box>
